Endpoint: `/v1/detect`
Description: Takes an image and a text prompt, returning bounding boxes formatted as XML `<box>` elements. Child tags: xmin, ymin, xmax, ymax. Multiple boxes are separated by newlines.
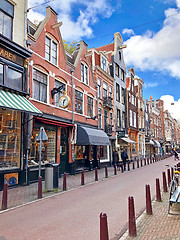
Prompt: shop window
<box><xmin>0</xmin><ymin>0</ymin><xmax>14</xmax><ymax>40</ymax></box>
<box><xmin>33</xmin><ymin>69</ymin><xmax>47</xmax><ymax>103</ymax></box>
<box><xmin>87</xmin><ymin>96</ymin><xmax>93</xmax><ymax>117</ymax></box>
<box><xmin>100</xmin><ymin>146</ymin><xmax>107</xmax><ymax>160</ymax></box>
<box><xmin>45</xmin><ymin>36</ymin><xmax>57</xmax><ymax>65</ymax></box>
<box><xmin>55</xmin><ymin>80</ymin><xmax>65</xmax><ymax>107</ymax></box>
<box><xmin>0</xmin><ymin>109</ymin><xmax>21</xmax><ymax>169</ymax></box>
<box><xmin>74</xmin><ymin>146</ymin><xmax>87</xmax><ymax>160</ymax></box>
<box><xmin>132</xmin><ymin>143</ymin><xmax>136</xmax><ymax>155</ymax></box>
<box><xmin>75</xmin><ymin>90</ymin><xmax>83</xmax><ymax>114</ymax></box>
<box><xmin>28</xmin><ymin>123</ymin><xmax>57</xmax><ymax>166</ymax></box>
<box><xmin>0</xmin><ymin>63</ymin><xmax>23</xmax><ymax>91</ymax></box>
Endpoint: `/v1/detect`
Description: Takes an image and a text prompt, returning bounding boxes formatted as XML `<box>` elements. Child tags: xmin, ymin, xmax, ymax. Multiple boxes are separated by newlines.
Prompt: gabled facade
<box><xmin>135</xmin><ymin>77</ymin><xmax>145</xmax><ymax>157</ymax></box>
<box><xmin>88</xmin><ymin>45</ymin><xmax>115</xmax><ymax>164</ymax></box>
<box><xmin>126</xmin><ymin>68</ymin><xmax>139</xmax><ymax>158</ymax></box>
<box><xmin>94</xmin><ymin>33</ymin><xmax>127</xmax><ymax>159</ymax></box>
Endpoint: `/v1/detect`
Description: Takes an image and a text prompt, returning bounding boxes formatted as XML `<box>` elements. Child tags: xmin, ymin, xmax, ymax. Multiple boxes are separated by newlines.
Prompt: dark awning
<box><xmin>76</xmin><ymin>126</ymin><xmax>110</xmax><ymax>146</ymax></box>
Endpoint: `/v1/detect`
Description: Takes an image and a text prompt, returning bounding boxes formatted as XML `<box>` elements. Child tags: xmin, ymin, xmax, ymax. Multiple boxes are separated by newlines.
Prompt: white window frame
<box><xmin>101</xmin><ymin>55</ymin><xmax>107</xmax><ymax>72</ymax></box>
<box><xmin>97</xmin><ymin>78</ymin><xmax>101</xmax><ymax>98</ymax></box>
<box><xmin>81</xmin><ymin>62</ymin><xmax>89</xmax><ymax>85</ymax></box>
<box><xmin>45</xmin><ymin>35</ymin><xmax>58</xmax><ymax>65</ymax></box>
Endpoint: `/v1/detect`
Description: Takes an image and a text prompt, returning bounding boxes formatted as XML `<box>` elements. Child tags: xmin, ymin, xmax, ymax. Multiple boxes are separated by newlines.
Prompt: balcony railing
<box><xmin>103</xmin><ymin>96</ymin><xmax>113</xmax><ymax>109</ymax></box>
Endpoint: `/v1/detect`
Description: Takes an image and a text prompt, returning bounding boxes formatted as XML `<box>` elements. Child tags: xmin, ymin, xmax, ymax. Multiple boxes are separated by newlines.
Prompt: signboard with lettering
<box><xmin>0</xmin><ymin>47</ymin><xmax>24</xmax><ymax>66</ymax></box>
<box><xmin>117</xmin><ymin>130</ymin><xmax>125</xmax><ymax>138</ymax></box>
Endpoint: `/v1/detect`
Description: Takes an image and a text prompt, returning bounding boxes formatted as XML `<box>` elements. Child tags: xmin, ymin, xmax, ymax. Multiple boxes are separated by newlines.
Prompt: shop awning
<box><xmin>76</xmin><ymin>126</ymin><xmax>110</xmax><ymax>146</ymax></box>
<box><xmin>153</xmin><ymin>140</ymin><xmax>161</xmax><ymax>147</ymax></box>
<box><xmin>120</xmin><ymin>137</ymin><xmax>137</xmax><ymax>144</ymax></box>
<box><xmin>0</xmin><ymin>89</ymin><xmax>42</xmax><ymax>115</ymax></box>
<box><xmin>146</xmin><ymin>140</ymin><xmax>154</xmax><ymax>145</ymax></box>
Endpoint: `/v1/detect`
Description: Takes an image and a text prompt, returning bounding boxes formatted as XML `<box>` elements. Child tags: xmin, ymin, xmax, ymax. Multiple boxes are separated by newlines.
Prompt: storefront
<box><xmin>28</xmin><ymin>116</ymin><xmax>74</xmax><ymax>181</ymax></box>
<box><xmin>117</xmin><ymin>137</ymin><xmax>136</xmax><ymax>161</ymax></box>
<box><xmin>145</xmin><ymin>140</ymin><xmax>154</xmax><ymax>158</ymax></box>
<box><xmin>0</xmin><ymin>35</ymin><xmax>43</xmax><ymax>189</ymax></box>
<box><xmin>75</xmin><ymin>125</ymin><xmax>110</xmax><ymax>171</ymax></box>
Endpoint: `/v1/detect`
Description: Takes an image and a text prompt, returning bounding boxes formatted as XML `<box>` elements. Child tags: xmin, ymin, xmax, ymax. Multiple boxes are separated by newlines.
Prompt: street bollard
<box><xmin>100</xmin><ymin>212</ymin><xmax>109</xmax><ymax>240</ymax></box>
<box><xmin>171</xmin><ymin>167</ymin><xmax>174</xmax><ymax>180</ymax></box>
<box><xmin>81</xmin><ymin>169</ymin><xmax>85</xmax><ymax>185</ymax></box>
<box><xmin>141</xmin><ymin>159</ymin><xmax>143</xmax><ymax>167</ymax></box>
<box><xmin>146</xmin><ymin>184</ymin><xmax>153</xmax><ymax>215</ymax></box>
<box><xmin>121</xmin><ymin>164</ymin><xmax>124</xmax><ymax>173</ymax></box>
<box><xmin>132</xmin><ymin>162</ymin><xmax>135</xmax><ymax>170</ymax></box>
<box><xmin>38</xmin><ymin>176</ymin><xmax>42</xmax><ymax>199</ymax></box>
<box><xmin>114</xmin><ymin>164</ymin><xmax>117</xmax><ymax>175</ymax></box>
<box><xmin>156</xmin><ymin>178</ymin><xmax>162</xmax><ymax>202</ymax></box>
<box><xmin>150</xmin><ymin>158</ymin><xmax>152</xmax><ymax>164</ymax></box>
<box><xmin>147</xmin><ymin>158</ymin><xmax>149</xmax><ymax>165</ymax></box>
<box><xmin>162</xmin><ymin>172</ymin><xmax>168</xmax><ymax>192</ymax></box>
<box><xmin>95</xmin><ymin>167</ymin><xmax>98</xmax><ymax>181</ymax></box>
<box><xmin>128</xmin><ymin>196</ymin><xmax>137</xmax><ymax>237</ymax></box>
<box><xmin>167</xmin><ymin>169</ymin><xmax>171</xmax><ymax>187</ymax></box>
<box><xmin>1</xmin><ymin>182</ymin><xmax>8</xmax><ymax>210</ymax></box>
<box><xmin>137</xmin><ymin>160</ymin><xmax>139</xmax><ymax>168</ymax></box>
<box><xmin>128</xmin><ymin>161</ymin><xmax>130</xmax><ymax>171</ymax></box>
<box><xmin>144</xmin><ymin>158</ymin><xmax>146</xmax><ymax>166</ymax></box>
<box><xmin>63</xmin><ymin>172</ymin><xmax>67</xmax><ymax>191</ymax></box>
<box><xmin>105</xmin><ymin>165</ymin><xmax>108</xmax><ymax>178</ymax></box>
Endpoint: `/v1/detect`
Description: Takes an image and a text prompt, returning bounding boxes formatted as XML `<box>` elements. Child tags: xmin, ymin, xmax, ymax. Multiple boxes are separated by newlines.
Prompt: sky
<box><xmin>27</xmin><ymin>0</ymin><xmax>180</xmax><ymax>122</ymax></box>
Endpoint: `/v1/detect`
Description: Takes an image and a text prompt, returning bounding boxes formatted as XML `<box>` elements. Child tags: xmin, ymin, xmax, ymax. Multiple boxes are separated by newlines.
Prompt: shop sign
<box><xmin>117</xmin><ymin>130</ymin><xmax>125</xmax><ymax>138</ymax></box>
<box><xmin>4</xmin><ymin>173</ymin><xmax>18</xmax><ymax>186</ymax></box>
<box><xmin>0</xmin><ymin>47</ymin><xmax>24</xmax><ymax>66</ymax></box>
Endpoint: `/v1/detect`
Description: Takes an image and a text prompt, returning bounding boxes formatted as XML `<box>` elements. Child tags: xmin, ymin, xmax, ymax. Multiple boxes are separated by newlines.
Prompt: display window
<box><xmin>74</xmin><ymin>146</ymin><xmax>87</xmax><ymax>160</ymax></box>
<box><xmin>29</xmin><ymin>123</ymin><xmax>57</xmax><ymax>166</ymax></box>
<box><xmin>100</xmin><ymin>146</ymin><xmax>107</xmax><ymax>160</ymax></box>
<box><xmin>0</xmin><ymin>109</ymin><xmax>21</xmax><ymax>169</ymax></box>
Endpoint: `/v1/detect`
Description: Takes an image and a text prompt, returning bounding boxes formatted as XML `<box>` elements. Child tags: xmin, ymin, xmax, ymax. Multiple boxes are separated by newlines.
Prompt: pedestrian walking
<box><xmin>121</xmin><ymin>148</ymin><xmax>128</xmax><ymax>171</ymax></box>
<box><xmin>112</xmin><ymin>149</ymin><xmax>120</xmax><ymax>169</ymax></box>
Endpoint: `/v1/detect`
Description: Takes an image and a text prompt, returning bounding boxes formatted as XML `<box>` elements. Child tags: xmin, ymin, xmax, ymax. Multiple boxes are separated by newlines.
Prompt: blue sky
<box><xmin>28</xmin><ymin>0</ymin><xmax>180</xmax><ymax>121</ymax></box>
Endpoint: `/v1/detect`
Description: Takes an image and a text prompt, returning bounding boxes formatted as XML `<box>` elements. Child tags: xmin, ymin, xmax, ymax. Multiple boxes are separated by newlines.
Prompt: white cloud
<box><xmin>144</xmin><ymin>82</ymin><xmax>159</xmax><ymax>88</ymax></box>
<box><xmin>160</xmin><ymin>95</ymin><xmax>180</xmax><ymax>123</ymax></box>
<box><xmin>123</xmin><ymin>2</ymin><xmax>180</xmax><ymax>79</ymax></box>
<box><xmin>28</xmin><ymin>0</ymin><xmax>117</xmax><ymax>41</ymax></box>
<box><xmin>122</xmin><ymin>28</ymin><xmax>134</xmax><ymax>36</ymax></box>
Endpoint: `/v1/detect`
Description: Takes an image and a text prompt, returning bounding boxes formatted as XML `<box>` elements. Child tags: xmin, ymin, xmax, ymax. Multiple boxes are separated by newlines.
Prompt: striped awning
<box><xmin>0</xmin><ymin>89</ymin><xmax>42</xmax><ymax>115</ymax></box>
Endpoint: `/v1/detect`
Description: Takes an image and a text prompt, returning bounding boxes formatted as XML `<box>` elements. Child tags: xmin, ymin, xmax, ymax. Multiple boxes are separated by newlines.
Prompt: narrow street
<box><xmin>0</xmin><ymin>158</ymin><xmax>174</xmax><ymax>240</ymax></box>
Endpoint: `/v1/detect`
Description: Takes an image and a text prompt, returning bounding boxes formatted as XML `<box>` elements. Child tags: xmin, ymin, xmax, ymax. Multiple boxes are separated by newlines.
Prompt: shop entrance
<box><xmin>60</xmin><ymin>128</ymin><xmax>69</xmax><ymax>174</ymax></box>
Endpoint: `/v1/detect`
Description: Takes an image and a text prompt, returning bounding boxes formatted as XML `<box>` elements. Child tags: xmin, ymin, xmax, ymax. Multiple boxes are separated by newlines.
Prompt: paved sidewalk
<box><xmin>121</xmin><ymin>190</ymin><xmax>180</xmax><ymax>240</ymax></box>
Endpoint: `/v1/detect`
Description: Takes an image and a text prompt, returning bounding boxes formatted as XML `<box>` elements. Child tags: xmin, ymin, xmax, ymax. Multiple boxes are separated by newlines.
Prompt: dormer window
<box><xmin>0</xmin><ymin>0</ymin><xmax>14</xmax><ymax>40</ymax></box>
<box><xmin>81</xmin><ymin>63</ymin><xmax>88</xmax><ymax>84</ymax></box>
<box><xmin>45</xmin><ymin>36</ymin><xmax>57</xmax><ymax>65</ymax></box>
<box><xmin>101</xmin><ymin>56</ymin><xmax>107</xmax><ymax>72</ymax></box>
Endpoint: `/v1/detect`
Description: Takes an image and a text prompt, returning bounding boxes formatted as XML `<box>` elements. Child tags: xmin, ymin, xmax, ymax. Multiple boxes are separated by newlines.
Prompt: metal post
<box><xmin>39</xmin><ymin>139</ymin><xmax>42</xmax><ymax>177</ymax></box>
<box><xmin>26</xmin><ymin>149</ymin><xmax>29</xmax><ymax>185</ymax></box>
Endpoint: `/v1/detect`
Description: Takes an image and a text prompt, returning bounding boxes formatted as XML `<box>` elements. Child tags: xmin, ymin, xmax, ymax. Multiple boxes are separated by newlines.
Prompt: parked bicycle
<box><xmin>167</xmin><ymin>164</ymin><xmax>180</xmax><ymax>215</ymax></box>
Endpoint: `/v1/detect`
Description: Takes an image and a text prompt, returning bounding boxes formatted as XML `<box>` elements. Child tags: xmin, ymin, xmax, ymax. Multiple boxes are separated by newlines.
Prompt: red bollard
<box><xmin>114</xmin><ymin>164</ymin><xmax>117</xmax><ymax>175</ymax></box>
<box><xmin>147</xmin><ymin>158</ymin><xmax>149</xmax><ymax>165</ymax></box>
<box><xmin>81</xmin><ymin>169</ymin><xmax>85</xmax><ymax>185</ymax></box>
<box><xmin>137</xmin><ymin>160</ymin><xmax>139</xmax><ymax>168</ymax></box>
<box><xmin>100</xmin><ymin>212</ymin><xmax>109</xmax><ymax>240</ymax></box>
<box><xmin>128</xmin><ymin>161</ymin><xmax>130</xmax><ymax>171</ymax></box>
<box><xmin>1</xmin><ymin>182</ymin><xmax>8</xmax><ymax>210</ymax></box>
<box><xmin>150</xmin><ymin>158</ymin><xmax>152</xmax><ymax>164</ymax></box>
<box><xmin>167</xmin><ymin>169</ymin><xmax>171</xmax><ymax>187</ymax></box>
<box><xmin>141</xmin><ymin>159</ymin><xmax>143</xmax><ymax>167</ymax></box>
<box><xmin>128</xmin><ymin>196</ymin><xmax>137</xmax><ymax>237</ymax></box>
<box><xmin>156</xmin><ymin>178</ymin><xmax>162</xmax><ymax>202</ymax></box>
<box><xmin>132</xmin><ymin>162</ymin><xmax>135</xmax><ymax>169</ymax></box>
<box><xmin>38</xmin><ymin>176</ymin><xmax>42</xmax><ymax>199</ymax></box>
<box><xmin>63</xmin><ymin>172</ymin><xmax>67</xmax><ymax>191</ymax></box>
<box><xmin>121</xmin><ymin>164</ymin><xmax>124</xmax><ymax>173</ymax></box>
<box><xmin>162</xmin><ymin>172</ymin><xmax>168</xmax><ymax>192</ymax></box>
<box><xmin>171</xmin><ymin>167</ymin><xmax>174</xmax><ymax>180</ymax></box>
<box><xmin>146</xmin><ymin>184</ymin><xmax>153</xmax><ymax>215</ymax></box>
<box><xmin>144</xmin><ymin>158</ymin><xmax>146</xmax><ymax>166</ymax></box>
<box><xmin>95</xmin><ymin>167</ymin><xmax>98</xmax><ymax>181</ymax></box>
<box><xmin>105</xmin><ymin>165</ymin><xmax>108</xmax><ymax>178</ymax></box>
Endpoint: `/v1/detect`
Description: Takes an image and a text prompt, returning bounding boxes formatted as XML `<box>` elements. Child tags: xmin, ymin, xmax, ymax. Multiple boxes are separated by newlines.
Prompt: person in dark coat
<box><xmin>121</xmin><ymin>148</ymin><xmax>128</xmax><ymax>171</ymax></box>
<box><xmin>112</xmin><ymin>149</ymin><xmax>119</xmax><ymax>167</ymax></box>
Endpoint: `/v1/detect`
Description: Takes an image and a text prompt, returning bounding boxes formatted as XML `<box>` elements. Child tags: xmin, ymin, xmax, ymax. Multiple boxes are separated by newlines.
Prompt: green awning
<box><xmin>0</xmin><ymin>89</ymin><xmax>42</xmax><ymax>115</ymax></box>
